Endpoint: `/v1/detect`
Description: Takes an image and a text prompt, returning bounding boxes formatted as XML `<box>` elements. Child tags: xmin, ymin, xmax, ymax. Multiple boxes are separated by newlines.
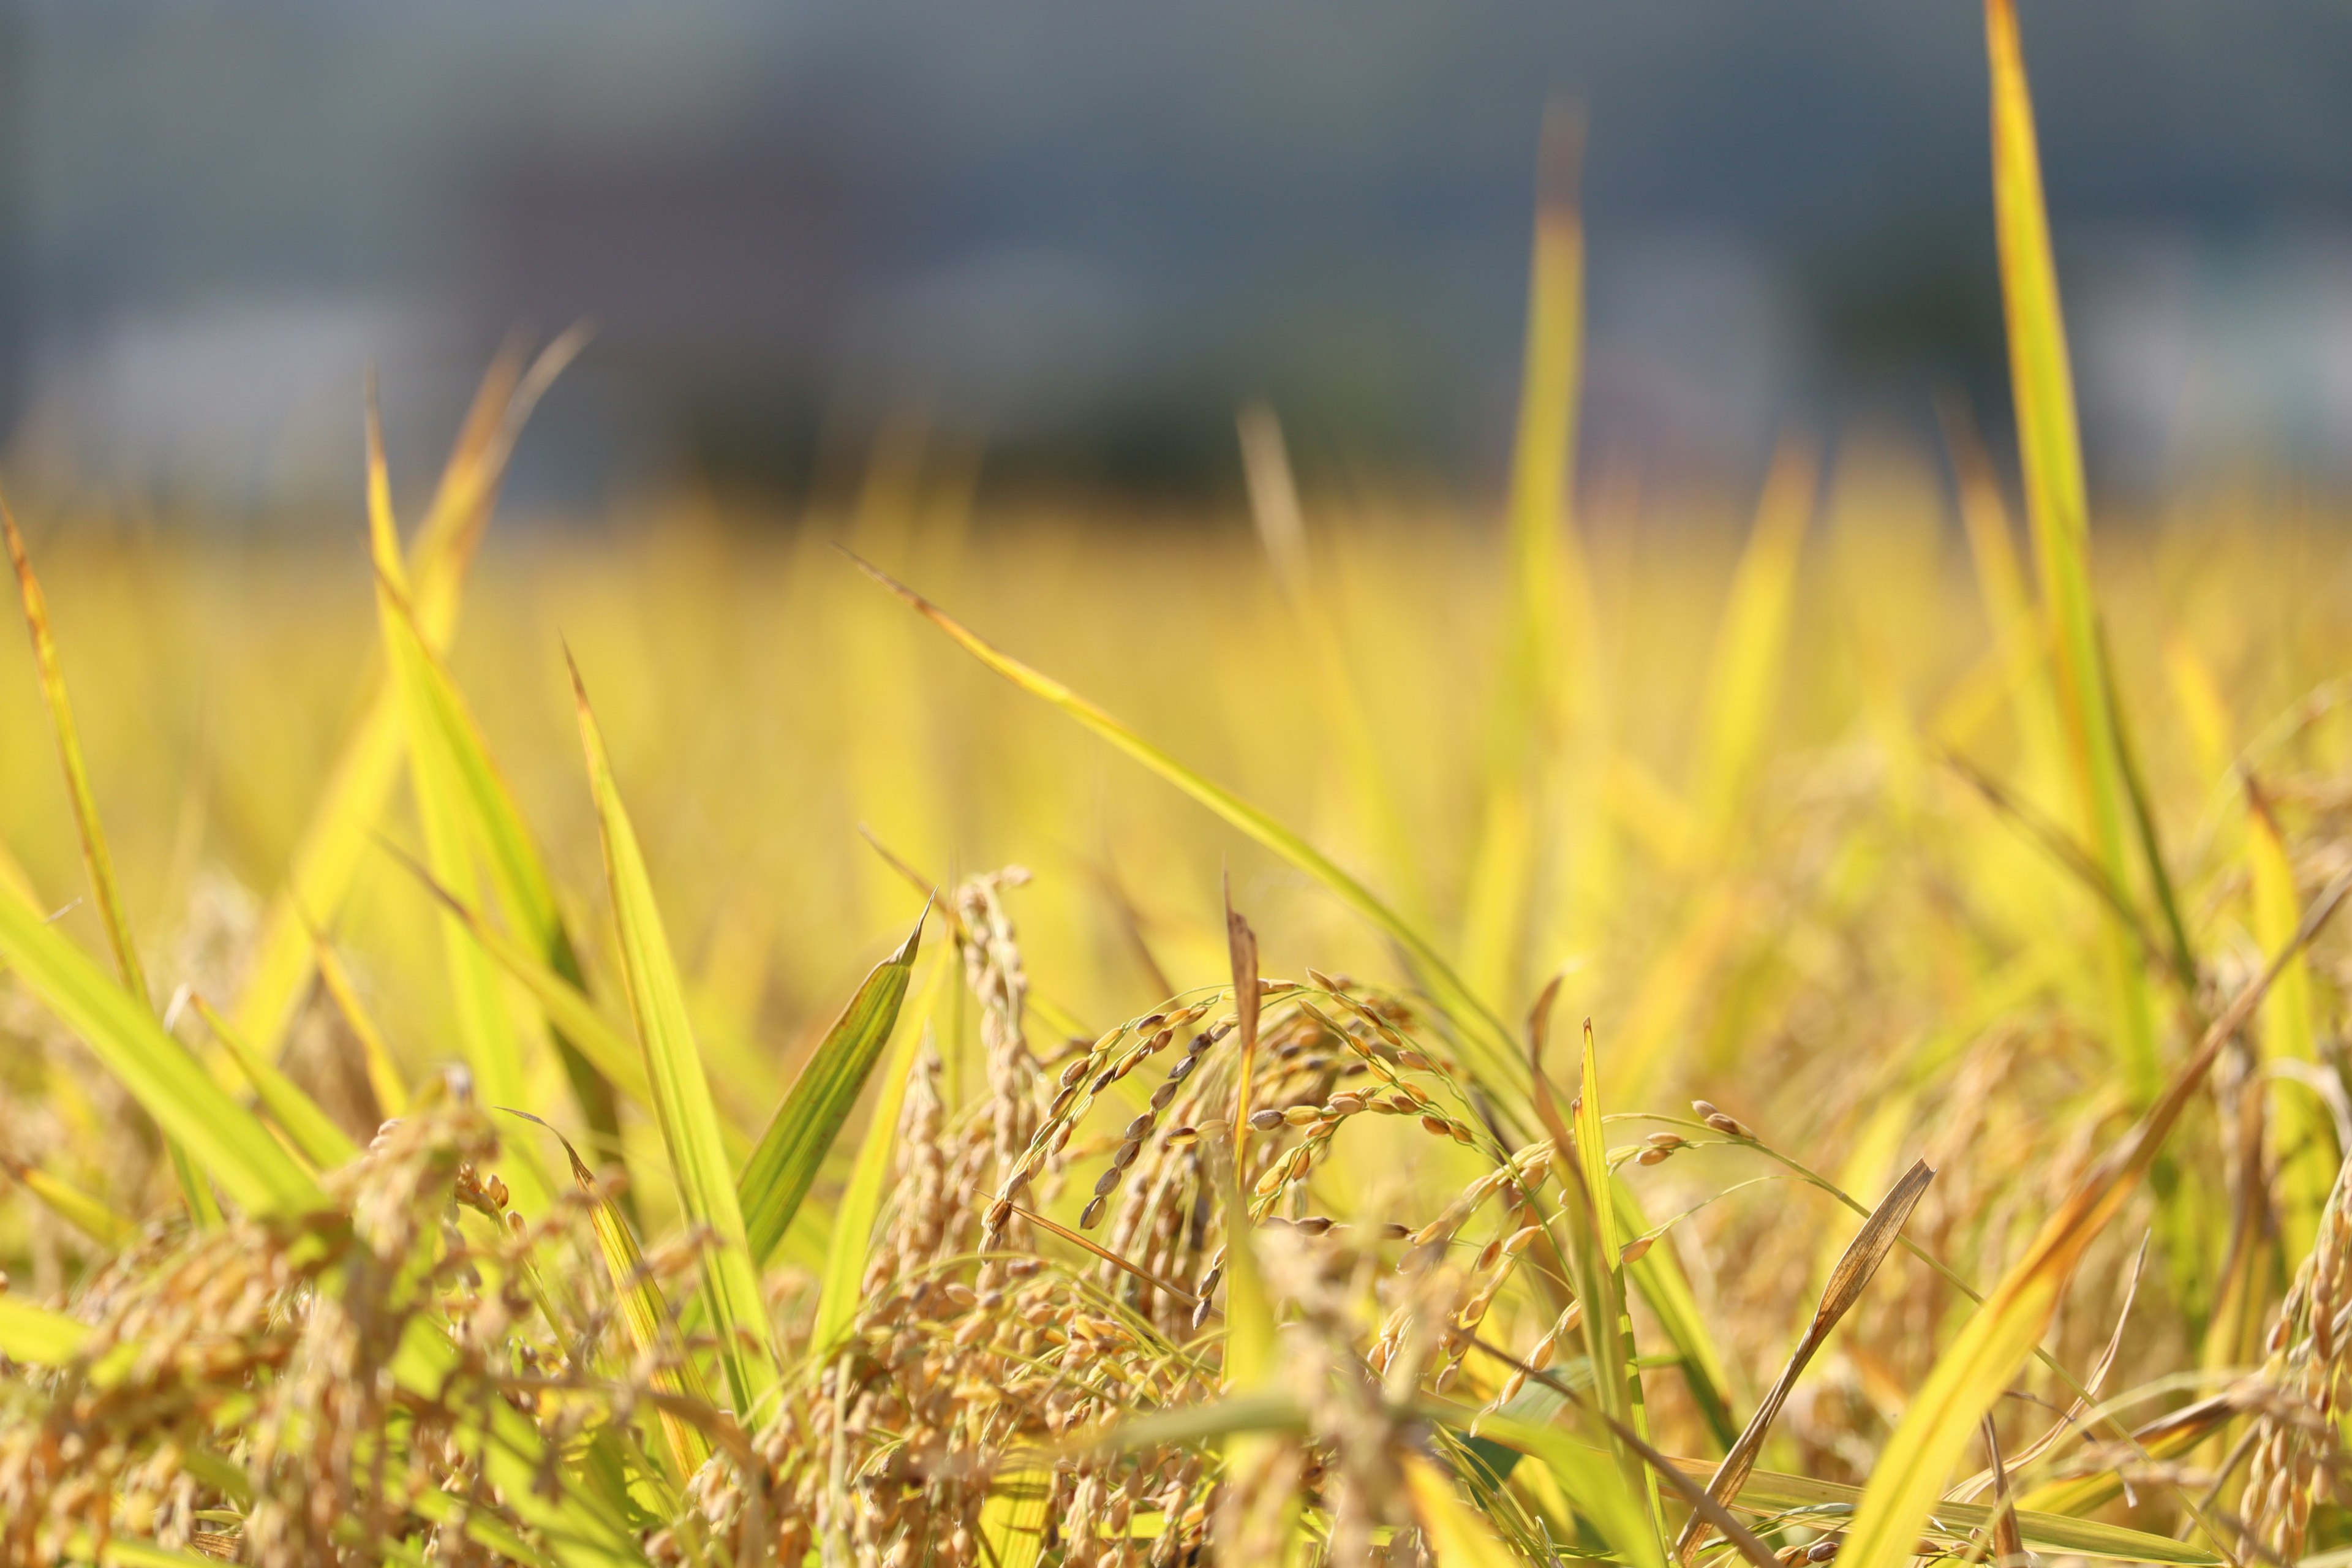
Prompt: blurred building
<box><xmin>2</xmin><ymin>0</ymin><xmax>2349</xmax><ymax>512</ymax></box>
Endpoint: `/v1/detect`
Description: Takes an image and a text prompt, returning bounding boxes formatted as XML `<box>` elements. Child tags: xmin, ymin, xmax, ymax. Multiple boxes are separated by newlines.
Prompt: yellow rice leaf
<box><xmin>1461</xmin><ymin>104</ymin><xmax>1593</xmax><ymax>1011</ymax></box>
<box><xmin>0</xmin><ymin>1151</ymin><xmax>138</xmax><ymax>1249</ymax></box>
<box><xmin>1446</xmin><ymin>1408</ymin><xmax>1665</xmax><ymax>1568</ymax></box>
<box><xmin>541</xmin><ymin>1120</ymin><xmax>714</xmax><ymax>1479</ymax></box>
<box><xmin>1404</xmin><ymin>1450</ymin><xmax>1525</xmax><ymax>1568</ymax></box>
<box><xmin>570</xmin><ymin>655</ymin><xmax>778</xmax><ymax>1419</ymax></box>
<box><xmin>1238</xmin><ymin>404</ymin><xmax>1427</xmax><ymax>925</ymax></box>
<box><xmin>1694</xmin><ymin>440</ymin><xmax>1815</xmax><ymax>843</ymax></box>
<box><xmin>371</xmin><ymin>554</ymin><xmax>630</xmax><ymax>1166</ymax></box>
<box><xmin>977</xmin><ymin>1466</ymin><xmax>1052</xmax><ymax>1568</ymax></box>
<box><xmin>2248</xmin><ymin>782</ymin><xmax>2331</xmax><ymax>1264</ymax></box>
<box><xmin>1836</xmin><ymin>886</ymin><xmax>2340</xmax><ymax>1568</ymax></box>
<box><xmin>381</xmin><ymin>847</ymin><xmax>657</xmax><ymax>1117</ymax></box>
<box><xmin>390</xmin><ymin>1317</ymin><xmax>650</xmax><ymax>1568</ymax></box>
<box><xmin>312</xmin><ymin>932</ymin><xmax>410</xmax><ymax>1117</ymax></box>
<box><xmin>1</xmin><ymin>493</ymin><xmax>153</xmax><ymax>1009</ymax></box>
<box><xmin>2</xmin><ymin>491</ymin><xmax>219</xmax><ymax>1226</ymax></box>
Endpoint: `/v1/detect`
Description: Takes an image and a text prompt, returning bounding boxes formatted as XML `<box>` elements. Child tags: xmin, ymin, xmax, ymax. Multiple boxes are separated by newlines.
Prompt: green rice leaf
<box><xmin>3</xmin><ymin>491</ymin><xmax>218</xmax><ymax>1227</ymax></box>
<box><xmin>810</xmin><ymin>948</ymin><xmax>949</xmax><ymax>1356</ymax></box>
<box><xmin>234</xmin><ymin>334</ymin><xmax>583</xmax><ymax>1058</ymax></box>
<box><xmin>737</xmin><ymin>908</ymin><xmax>924</xmax><ymax>1268</ymax></box>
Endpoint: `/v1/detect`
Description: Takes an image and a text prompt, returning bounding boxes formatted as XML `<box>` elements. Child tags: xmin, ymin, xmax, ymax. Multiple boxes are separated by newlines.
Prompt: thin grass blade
<box><xmin>850</xmin><ymin>553</ymin><xmax>1529</xmax><ymax>1131</ymax></box>
<box><xmin>234</xmin><ymin>334</ymin><xmax>584</xmax><ymax>1057</ymax></box>
<box><xmin>367</xmin><ymin>394</ymin><xmax>550</xmax><ymax>1212</ymax></box>
<box><xmin>0</xmin><ymin>1152</ymin><xmax>138</xmax><ymax>1249</ymax></box>
<box><xmin>1836</xmin><ymin>875</ymin><xmax>2349</xmax><ymax>1568</ymax></box>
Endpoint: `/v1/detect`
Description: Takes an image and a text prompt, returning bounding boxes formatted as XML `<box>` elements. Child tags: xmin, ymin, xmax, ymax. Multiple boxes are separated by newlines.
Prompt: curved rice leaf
<box><xmin>0</xmin><ymin>1150</ymin><xmax>137</xmax><ymax>1249</ymax></box>
<box><xmin>1405</xmin><ymin>1449</ymin><xmax>1526</xmax><ymax>1568</ymax></box>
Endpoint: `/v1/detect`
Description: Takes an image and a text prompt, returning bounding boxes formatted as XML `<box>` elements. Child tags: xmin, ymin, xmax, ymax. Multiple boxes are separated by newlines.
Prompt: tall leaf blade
<box><xmin>2248</xmin><ymin>783</ymin><xmax>2331</xmax><ymax>1265</ymax></box>
<box><xmin>570</xmin><ymin>656</ymin><xmax>778</xmax><ymax>1418</ymax></box>
<box><xmin>367</xmin><ymin>400</ymin><xmax>551</xmax><ymax>1212</ymax></box>
<box><xmin>190</xmin><ymin>993</ymin><xmax>360</xmax><ymax>1171</ymax></box>
<box><xmin>1988</xmin><ymin>0</ymin><xmax>2155</xmax><ymax>1098</ymax></box>
<box><xmin>1836</xmin><ymin>883</ymin><xmax>2345</xmax><ymax>1568</ymax></box>
<box><xmin>234</xmin><ymin>334</ymin><xmax>583</xmax><ymax>1057</ymax></box>
<box><xmin>736</xmin><ymin>910</ymin><xmax>924</xmax><ymax>1267</ymax></box>
<box><xmin>373</xmin><ymin>573</ymin><xmax>629</xmax><ymax>1166</ymax></box>
<box><xmin>1461</xmin><ymin>104</ymin><xmax>1591</xmax><ymax>1012</ymax></box>
<box><xmin>2</xmin><ymin>494</ymin><xmax>217</xmax><ymax>1226</ymax></box>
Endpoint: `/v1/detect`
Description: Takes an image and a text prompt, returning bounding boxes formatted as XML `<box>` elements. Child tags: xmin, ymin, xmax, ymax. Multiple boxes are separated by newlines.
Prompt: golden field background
<box><xmin>7</xmin><ymin>442</ymin><xmax>2350</xmax><ymax>1463</ymax></box>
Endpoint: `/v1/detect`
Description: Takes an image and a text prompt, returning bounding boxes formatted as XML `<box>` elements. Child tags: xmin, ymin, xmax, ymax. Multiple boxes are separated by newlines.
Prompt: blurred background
<box><xmin>2</xmin><ymin>0</ymin><xmax>2350</xmax><ymax>518</ymax></box>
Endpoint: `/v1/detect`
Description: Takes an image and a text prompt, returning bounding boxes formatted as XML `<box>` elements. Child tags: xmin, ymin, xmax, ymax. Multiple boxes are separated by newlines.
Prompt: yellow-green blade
<box><xmin>233</xmin><ymin>335</ymin><xmax>582</xmax><ymax>1058</ymax></box>
<box><xmin>379</xmin><ymin>842</ymin><xmax>654</xmax><ymax>1114</ymax></box>
<box><xmin>737</xmin><ymin>908</ymin><xmax>924</xmax><ymax>1267</ymax></box>
<box><xmin>0</xmin><ymin>1150</ymin><xmax>138</xmax><ymax>1249</ymax></box>
<box><xmin>2</xmin><ymin>494</ymin><xmax>153</xmax><ymax>1009</ymax></box>
<box><xmin>0</xmin><ymin>1295</ymin><xmax>93</xmax><ymax>1364</ymax></box>
<box><xmin>1988</xmin><ymin>0</ymin><xmax>2154</xmax><ymax>1099</ymax></box>
<box><xmin>0</xmin><ymin>887</ymin><xmax>322</xmax><ymax>1217</ymax></box>
<box><xmin>367</xmin><ymin>398</ymin><xmax>551</xmax><ymax>1212</ymax></box>
<box><xmin>2</xmin><ymin>492</ymin><xmax>217</xmax><ymax>1226</ymax></box>
<box><xmin>372</xmin><ymin>559</ymin><xmax>629</xmax><ymax>1165</ymax></box>
<box><xmin>1460</xmin><ymin>104</ymin><xmax>1591</xmax><ymax>1012</ymax></box>
<box><xmin>543</xmin><ymin>1119</ymin><xmax>714</xmax><ymax>1477</ymax></box>
<box><xmin>570</xmin><ymin>655</ymin><xmax>778</xmax><ymax>1419</ymax></box>
<box><xmin>1404</xmin><ymin>1449</ymin><xmax>1526</xmax><ymax>1568</ymax></box>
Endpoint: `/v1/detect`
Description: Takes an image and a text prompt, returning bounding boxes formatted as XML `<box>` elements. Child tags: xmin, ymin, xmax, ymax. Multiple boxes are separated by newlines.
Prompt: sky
<box><xmin>2</xmin><ymin>0</ymin><xmax>2349</xmax><ymax>510</ymax></box>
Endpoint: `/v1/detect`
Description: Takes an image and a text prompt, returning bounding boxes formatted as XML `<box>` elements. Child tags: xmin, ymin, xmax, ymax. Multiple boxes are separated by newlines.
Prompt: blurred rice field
<box><xmin>7</xmin><ymin>6</ymin><xmax>2352</xmax><ymax>1559</ymax></box>
<box><xmin>7</xmin><ymin>455</ymin><xmax>2350</xmax><ymax>1315</ymax></box>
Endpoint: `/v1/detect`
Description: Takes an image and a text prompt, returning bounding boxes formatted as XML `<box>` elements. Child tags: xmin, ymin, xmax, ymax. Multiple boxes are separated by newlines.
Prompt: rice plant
<box><xmin>6</xmin><ymin>3</ymin><xmax>2352</xmax><ymax>1563</ymax></box>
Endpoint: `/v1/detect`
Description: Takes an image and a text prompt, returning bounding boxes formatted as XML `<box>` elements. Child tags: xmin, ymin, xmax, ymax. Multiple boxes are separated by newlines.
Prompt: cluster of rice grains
<box><xmin>0</xmin><ymin>1099</ymin><xmax>680</xmax><ymax>1565</ymax></box>
<box><xmin>666</xmin><ymin>870</ymin><xmax>1602</xmax><ymax>1566</ymax></box>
